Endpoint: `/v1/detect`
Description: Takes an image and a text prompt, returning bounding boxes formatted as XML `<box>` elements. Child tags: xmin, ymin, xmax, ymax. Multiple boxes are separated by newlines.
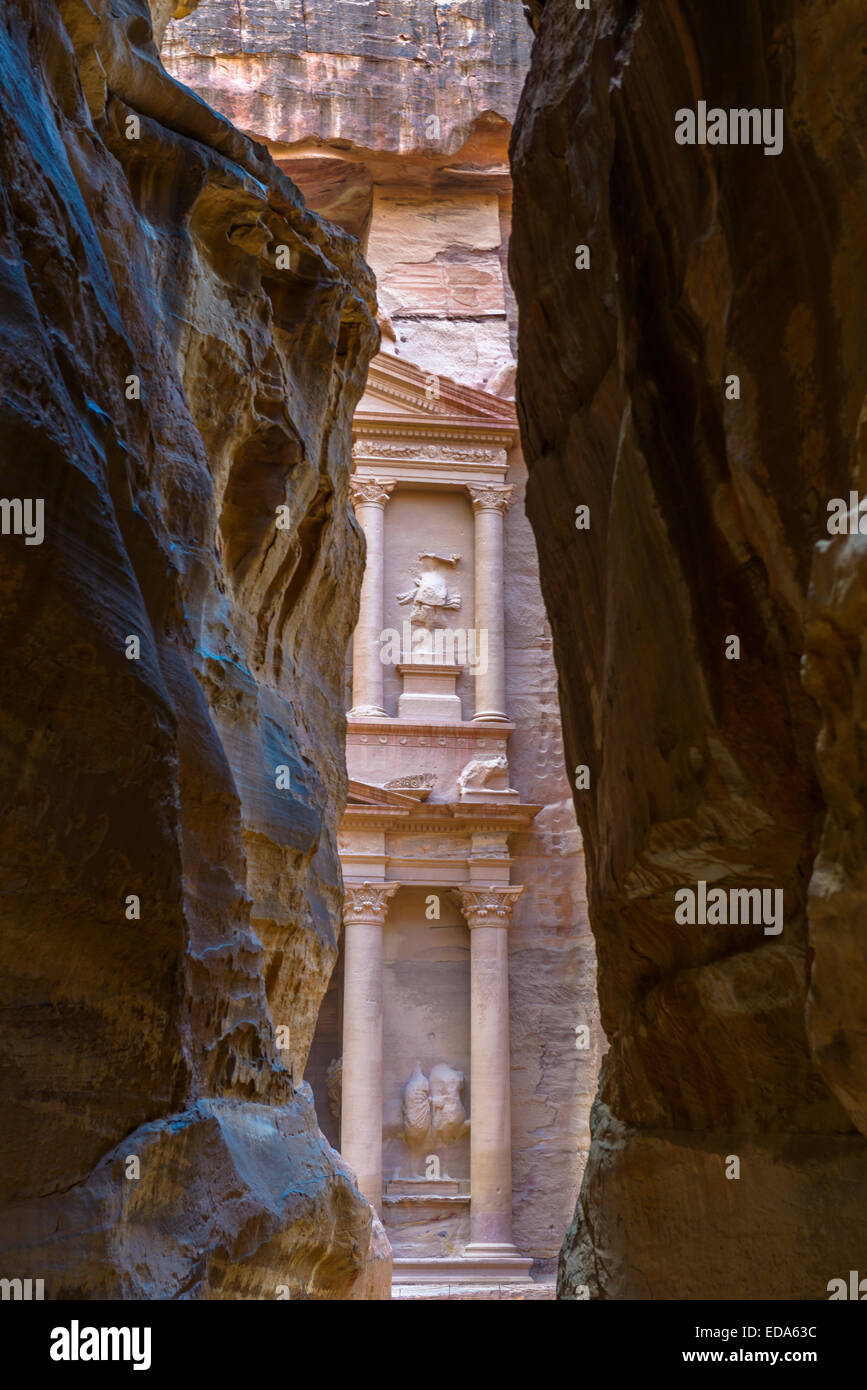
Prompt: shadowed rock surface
<box><xmin>511</xmin><ymin>0</ymin><xmax>867</xmax><ymax>1298</ymax></box>
<box><xmin>0</xmin><ymin>0</ymin><xmax>388</xmax><ymax>1297</ymax></box>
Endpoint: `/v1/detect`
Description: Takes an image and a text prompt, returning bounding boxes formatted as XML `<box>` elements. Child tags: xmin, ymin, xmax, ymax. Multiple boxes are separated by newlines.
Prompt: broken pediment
<box><xmin>354</xmin><ymin>352</ymin><xmax>517</xmax><ymax>429</ymax></box>
<box><xmin>346</xmin><ymin>779</ymin><xmax>421</xmax><ymax>809</ymax></box>
<box><xmin>383</xmin><ymin>774</ymin><xmax>435</xmax><ymax>801</ymax></box>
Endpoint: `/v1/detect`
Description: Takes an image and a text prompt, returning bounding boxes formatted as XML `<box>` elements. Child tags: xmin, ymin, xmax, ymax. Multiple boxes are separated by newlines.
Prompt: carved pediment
<box><xmin>346</xmin><ymin>779</ymin><xmax>420</xmax><ymax>808</ymax></box>
<box><xmin>354</xmin><ymin>352</ymin><xmax>517</xmax><ymax>431</ymax></box>
<box><xmin>383</xmin><ymin>774</ymin><xmax>435</xmax><ymax>801</ymax></box>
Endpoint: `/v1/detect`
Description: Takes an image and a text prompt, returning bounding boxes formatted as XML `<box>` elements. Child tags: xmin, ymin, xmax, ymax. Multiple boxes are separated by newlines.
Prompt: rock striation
<box><xmin>162</xmin><ymin>0</ymin><xmax>531</xmax><ymax>156</ymax></box>
<box><xmin>511</xmin><ymin>0</ymin><xmax>867</xmax><ymax>1298</ymax></box>
<box><xmin>162</xmin><ymin>2</ymin><xmax>533</xmax><ymax>394</ymax></box>
<box><xmin>0</xmin><ymin>0</ymin><xmax>387</xmax><ymax>1296</ymax></box>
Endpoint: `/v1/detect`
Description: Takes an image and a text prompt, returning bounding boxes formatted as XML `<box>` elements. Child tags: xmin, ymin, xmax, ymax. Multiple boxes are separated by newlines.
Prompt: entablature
<box><xmin>341</xmin><ymin>800</ymin><xmax>541</xmax><ymax>834</ymax></box>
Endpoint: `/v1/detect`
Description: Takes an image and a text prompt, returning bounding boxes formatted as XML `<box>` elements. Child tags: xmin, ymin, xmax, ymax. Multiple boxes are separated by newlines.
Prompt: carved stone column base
<box><xmin>463</xmin><ymin>1242</ymin><xmax>528</xmax><ymax>1261</ymax></box>
<box><xmin>392</xmin><ymin>1250</ymin><xmax>534</xmax><ymax>1285</ymax></box>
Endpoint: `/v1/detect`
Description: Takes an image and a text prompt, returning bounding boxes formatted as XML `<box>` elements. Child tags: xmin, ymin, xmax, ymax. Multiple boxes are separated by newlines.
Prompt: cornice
<box><xmin>353</xmin><ymin>421</ymin><xmax>516</xmax><ymax>446</ymax></box>
<box><xmin>347</xmin><ymin>718</ymin><xmax>515</xmax><ymax>739</ymax></box>
<box><xmin>360</xmin><ymin>355</ymin><xmax>518</xmax><ymax>429</ymax></box>
<box><xmin>362</xmin><ymin>379</ymin><xmax>442</xmax><ymax>415</ymax></box>
<box><xmin>341</xmin><ymin>802</ymin><xmax>542</xmax><ymax>833</ymax></box>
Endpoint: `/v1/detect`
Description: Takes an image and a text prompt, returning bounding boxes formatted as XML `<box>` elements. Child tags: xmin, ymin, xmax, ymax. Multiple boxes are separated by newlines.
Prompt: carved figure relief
<box><xmin>401</xmin><ymin>1063</ymin><xmax>432</xmax><ymax>1150</ymax></box>
<box><xmin>401</xmin><ymin>1061</ymin><xmax>468</xmax><ymax>1154</ymax></box>
<box><xmin>457</xmin><ymin>754</ymin><xmax>509</xmax><ymax>792</ymax></box>
<box><xmin>353</xmin><ymin>440</ymin><xmax>507</xmax><ymax>466</ymax></box>
<box><xmin>384</xmin><ymin>774</ymin><xmax>436</xmax><ymax>793</ymax></box>
<box><xmin>397</xmin><ymin>552</ymin><xmax>461</xmax><ymax>630</ymax></box>
<box><xmin>428</xmin><ymin>1063</ymin><xmax>468</xmax><ymax>1146</ymax></box>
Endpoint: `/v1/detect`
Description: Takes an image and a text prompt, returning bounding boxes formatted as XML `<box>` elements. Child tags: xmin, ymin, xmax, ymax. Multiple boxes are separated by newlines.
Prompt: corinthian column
<box><xmin>467</xmin><ymin>484</ymin><xmax>512</xmax><ymax>722</ymax></box>
<box><xmin>341</xmin><ymin>880</ymin><xmax>399</xmax><ymax>1213</ymax></box>
<box><xmin>452</xmin><ymin>884</ymin><xmax>525</xmax><ymax>1256</ymax></box>
<box><xmin>349</xmin><ymin>476</ymin><xmax>395</xmax><ymax>717</ymax></box>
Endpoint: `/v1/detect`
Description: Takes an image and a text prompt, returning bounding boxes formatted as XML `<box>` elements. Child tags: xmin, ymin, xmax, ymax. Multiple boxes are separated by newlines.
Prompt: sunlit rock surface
<box><xmin>162</xmin><ymin>0</ymin><xmax>531</xmax><ymax>154</ymax></box>
<box><xmin>162</xmin><ymin>1</ymin><xmax>532</xmax><ymax>395</ymax></box>
<box><xmin>0</xmin><ymin>0</ymin><xmax>387</xmax><ymax>1297</ymax></box>
<box><xmin>511</xmin><ymin>0</ymin><xmax>867</xmax><ymax>1298</ymax></box>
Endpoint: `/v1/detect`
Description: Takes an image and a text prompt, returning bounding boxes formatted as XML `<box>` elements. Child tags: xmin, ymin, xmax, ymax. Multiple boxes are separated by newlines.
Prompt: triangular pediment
<box><xmin>355</xmin><ymin>351</ymin><xmax>517</xmax><ymax>432</ymax></box>
<box><xmin>346</xmin><ymin>779</ymin><xmax>421</xmax><ymax>808</ymax></box>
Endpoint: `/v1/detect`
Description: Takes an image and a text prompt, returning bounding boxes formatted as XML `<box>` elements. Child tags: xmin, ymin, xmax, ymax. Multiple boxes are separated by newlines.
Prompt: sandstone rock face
<box><xmin>162</xmin><ymin>1</ymin><xmax>532</xmax><ymax>395</ymax></box>
<box><xmin>165</xmin><ymin>2</ymin><xmax>598</xmax><ymax>1278</ymax></box>
<box><xmin>162</xmin><ymin>4</ymin><xmax>523</xmax><ymax>396</ymax></box>
<box><xmin>511</xmin><ymin>0</ymin><xmax>867</xmax><ymax>1298</ymax></box>
<box><xmin>162</xmin><ymin>0</ymin><xmax>531</xmax><ymax>155</ymax></box>
<box><xmin>0</xmin><ymin>0</ymin><xmax>388</xmax><ymax>1297</ymax></box>
<box><xmin>150</xmin><ymin>0</ymin><xmax>200</xmax><ymax>48</ymax></box>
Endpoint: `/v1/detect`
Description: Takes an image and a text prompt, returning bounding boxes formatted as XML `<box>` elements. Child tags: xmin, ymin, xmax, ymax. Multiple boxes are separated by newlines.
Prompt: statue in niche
<box><xmin>429</xmin><ymin>1063</ymin><xmax>469</xmax><ymax>1146</ymax></box>
<box><xmin>397</xmin><ymin>552</ymin><xmax>461</xmax><ymax>630</ymax></box>
<box><xmin>401</xmin><ymin>1063</ymin><xmax>432</xmax><ymax>1151</ymax></box>
<box><xmin>401</xmin><ymin>1061</ymin><xmax>469</xmax><ymax>1167</ymax></box>
<box><xmin>457</xmin><ymin>755</ymin><xmax>509</xmax><ymax>793</ymax></box>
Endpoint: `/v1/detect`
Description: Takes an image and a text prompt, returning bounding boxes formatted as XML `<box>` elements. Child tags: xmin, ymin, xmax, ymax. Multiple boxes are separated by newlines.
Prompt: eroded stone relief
<box><xmin>384</xmin><ymin>774</ymin><xmax>437</xmax><ymax>796</ymax></box>
<box><xmin>401</xmin><ymin>1062</ymin><xmax>469</xmax><ymax>1163</ymax></box>
<box><xmin>397</xmin><ymin>552</ymin><xmax>462</xmax><ymax>630</ymax></box>
<box><xmin>458</xmin><ymin>756</ymin><xmax>509</xmax><ymax>792</ymax></box>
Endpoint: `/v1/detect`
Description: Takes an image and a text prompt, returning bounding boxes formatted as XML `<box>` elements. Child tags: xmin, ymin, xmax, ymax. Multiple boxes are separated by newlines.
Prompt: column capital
<box><xmin>343</xmin><ymin>880</ymin><xmax>399</xmax><ymax>926</ymax></box>
<box><xmin>350</xmin><ymin>475</ymin><xmax>396</xmax><ymax>510</ymax></box>
<box><xmin>452</xmin><ymin>884</ymin><xmax>524</xmax><ymax>929</ymax></box>
<box><xmin>467</xmin><ymin>484</ymin><xmax>513</xmax><ymax>515</ymax></box>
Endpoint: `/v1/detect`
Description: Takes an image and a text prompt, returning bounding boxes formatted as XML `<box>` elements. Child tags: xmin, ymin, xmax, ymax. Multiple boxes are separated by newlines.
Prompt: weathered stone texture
<box><xmin>162</xmin><ymin>0</ymin><xmax>531</xmax><ymax>154</ymax></box>
<box><xmin>0</xmin><ymin>0</ymin><xmax>388</xmax><ymax>1296</ymax></box>
<box><xmin>165</xmin><ymin>0</ymin><xmax>594</xmax><ymax>1278</ymax></box>
<box><xmin>162</xmin><ymin>3</ymin><xmax>532</xmax><ymax>393</ymax></box>
<box><xmin>511</xmin><ymin>0</ymin><xmax>867</xmax><ymax>1297</ymax></box>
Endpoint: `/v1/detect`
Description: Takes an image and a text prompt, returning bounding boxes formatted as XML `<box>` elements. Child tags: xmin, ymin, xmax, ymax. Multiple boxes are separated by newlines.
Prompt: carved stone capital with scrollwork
<box><xmin>466</xmin><ymin>483</ymin><xmax>514</xmax><ymax>514</ymax></box>
<box><xmin>451</xmin><ymin>884</ymin><xmax>525</xmax><ymax>929</ymax></box>
<box><xmin>343</xmin><ymin>880</ymin><xmax>400</xmax><ymax>926</ymax></box>
<box><xmin>349</xmin><ymin>476</ymin><xmax>396</xmax><ymax>509</ymax></box>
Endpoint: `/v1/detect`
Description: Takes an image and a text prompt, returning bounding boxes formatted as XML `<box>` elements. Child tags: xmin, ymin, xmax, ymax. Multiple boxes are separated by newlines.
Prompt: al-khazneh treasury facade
<box><xmin>162</xmin><ymin>0</ymin><xmax>600</xmax><ymax>1287</ymax></box>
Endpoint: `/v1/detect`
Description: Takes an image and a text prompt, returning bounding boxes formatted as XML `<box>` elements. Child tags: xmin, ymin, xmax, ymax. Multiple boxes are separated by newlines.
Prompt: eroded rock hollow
<box><xmin>0</xmin><ymin>0</ymin><xmax>387</xmax><ymax>1297</ymax></box>
<box><xmin>511</xmin><ymin>0</ymin><xmax>867</xmax><ymax>1298</ymax></box>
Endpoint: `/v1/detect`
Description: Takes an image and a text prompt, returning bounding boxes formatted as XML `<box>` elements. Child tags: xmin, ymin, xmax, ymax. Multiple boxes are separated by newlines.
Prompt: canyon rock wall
<box><xmin>165</xmin><ymin>0</ymin><xmax>596</xmax><ymax>1276</ymax></box>
<box><xmin>511</xmin><ymin>0</ymin><xmax>867</xmax><ymax>1298</ymax></box>
<box><xmin>0</xmin><ymin>0</ymin><xmax>387</xmax><ymax>1297</ymax></box>
<box><xmin>162</xmin><ymin>1</ymin><xmax>532</xmax><ymax>393</ymax></box>
<box><xmin>162</xmin><ymin>0</ymin><xmax>531</xmax><ymax>156</ymax></box>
